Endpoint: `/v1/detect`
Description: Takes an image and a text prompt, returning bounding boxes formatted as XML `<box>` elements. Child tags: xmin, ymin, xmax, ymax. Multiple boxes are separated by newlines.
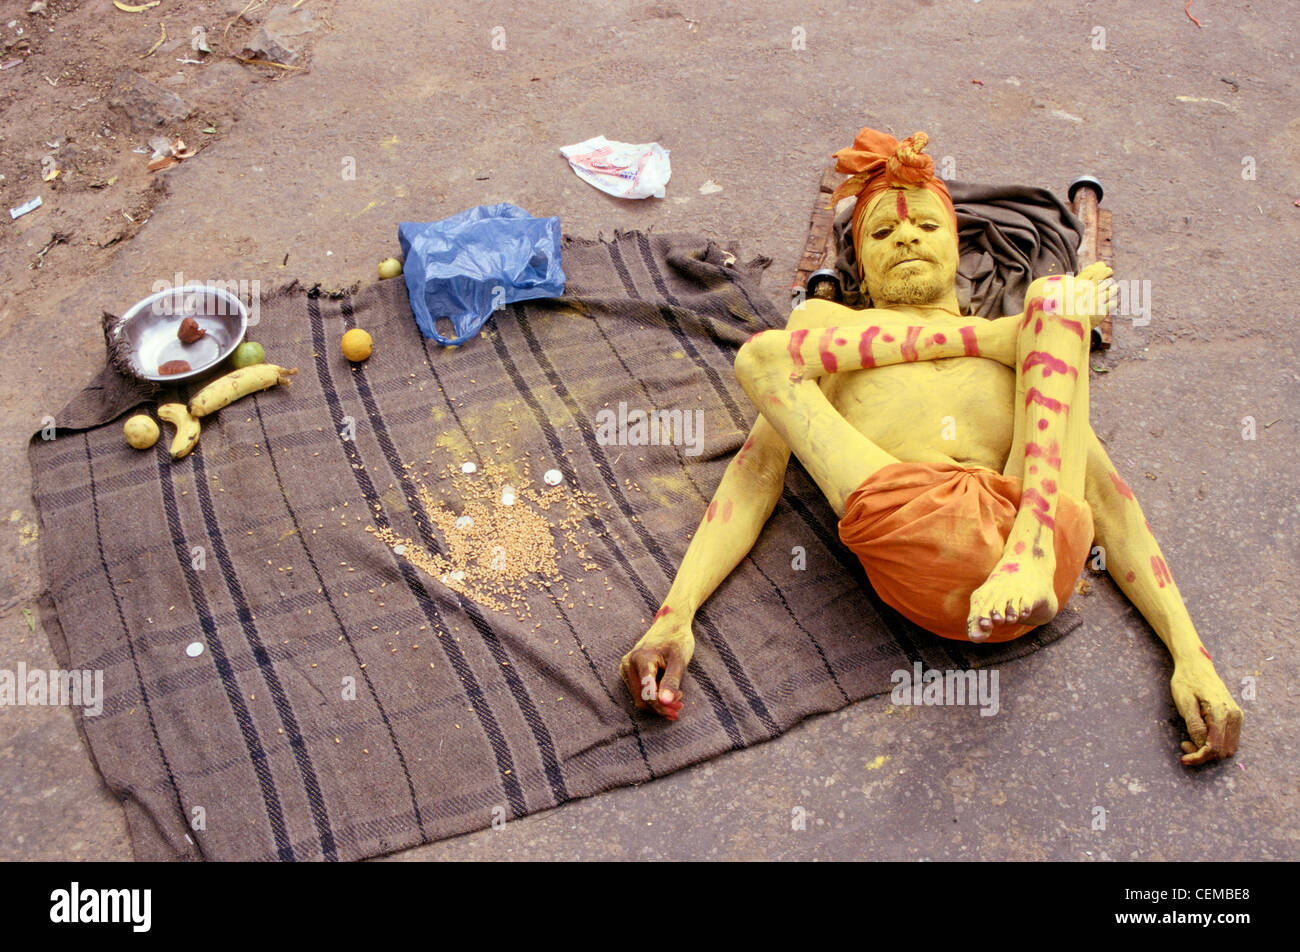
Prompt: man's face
<box><xmin>858</xmin><ymin>188</ymin><xmax>958</xmax><ymax>307</ymax></box>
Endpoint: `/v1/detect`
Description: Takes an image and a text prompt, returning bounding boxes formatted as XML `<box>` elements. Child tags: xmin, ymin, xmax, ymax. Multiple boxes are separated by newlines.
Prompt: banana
<box><xmin>188</xmin><ymin>364</ymin><xmax>297</xmax><ymax>418</ymax></box>
<box><xmin>157</xmin><ymin>403</ymin><xmax>201</xmax><ymax>460</ymax></box>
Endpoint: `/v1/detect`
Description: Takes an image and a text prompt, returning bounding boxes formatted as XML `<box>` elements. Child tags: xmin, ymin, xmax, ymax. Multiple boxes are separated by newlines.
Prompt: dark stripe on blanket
<box><xmin>188</xmin><ymin>446</ymin><xmax>339</xmax><ymax>860</ymax></box>
<box><xmin>250</xmin><ymin>395</ymin><xmax>430</xmax><ymax>839</ymax></box>
<box><xmin>153</xmin><ymin>437</ymin><xmax>296</xmax><ymax>860</ymax></box>
<box><xmin>305</xmin><ymin>296</ymin><xmax>529</xmax><ymax>818</ymax></box>
<box><xmin>338</xmin><ymin>298</ymin><xmax>569</xmax><ymax>807</ymax></box>
<box><xmin>83</xmin><ymin>434</ymin><xmax>192</xmax><ymax>850</ymax></box>
<box><xmin>485</xmin><ymin>318</ymin><xmax>747</xmax><ymax>748</ymax></box>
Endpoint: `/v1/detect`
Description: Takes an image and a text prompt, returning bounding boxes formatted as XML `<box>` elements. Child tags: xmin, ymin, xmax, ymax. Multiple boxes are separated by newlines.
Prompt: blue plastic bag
<box><xmin>398</xmin><ymin>203</ymin><xmax>566</xmax><ymax>345</ymax></box>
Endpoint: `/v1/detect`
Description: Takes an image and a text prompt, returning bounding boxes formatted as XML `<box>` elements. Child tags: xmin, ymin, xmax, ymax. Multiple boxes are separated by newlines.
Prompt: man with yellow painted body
<box><xmin>619</xmin><ymin>128</ymin><xmax>1241</xmax><ymax>764</ymax></box>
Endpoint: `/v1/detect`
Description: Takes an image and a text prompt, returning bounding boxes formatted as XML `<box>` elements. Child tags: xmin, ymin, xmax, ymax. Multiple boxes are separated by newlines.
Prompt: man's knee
<box><xmin>735</xmin><ymin>331</ymin><xmax>785</xmax><ymax>390</ymax></box>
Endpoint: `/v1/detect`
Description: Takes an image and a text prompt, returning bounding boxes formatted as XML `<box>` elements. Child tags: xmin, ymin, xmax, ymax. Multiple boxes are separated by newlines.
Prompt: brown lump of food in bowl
<box><xmin>178</xmin><ymin>317</ymin><xmax>207</xmax><ymax>344</ymax></box>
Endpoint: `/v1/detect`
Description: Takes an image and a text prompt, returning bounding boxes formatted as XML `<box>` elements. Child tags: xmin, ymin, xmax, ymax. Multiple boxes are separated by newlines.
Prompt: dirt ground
<box><xmin>2</xmin><ymin>0</ymin><xmax>1297</xmax><ymax>860</ymax></box>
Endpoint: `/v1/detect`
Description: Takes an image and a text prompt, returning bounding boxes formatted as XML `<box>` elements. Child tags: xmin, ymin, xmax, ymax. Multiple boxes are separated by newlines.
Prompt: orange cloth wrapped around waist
<box><xmin>838</xmin><ymin>462</ymin><xmax>1094</xmax><ymax>643</ymax></box>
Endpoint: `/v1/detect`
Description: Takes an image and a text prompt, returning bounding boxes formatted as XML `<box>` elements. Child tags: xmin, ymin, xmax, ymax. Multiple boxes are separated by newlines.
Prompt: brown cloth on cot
<box><xmin>29</xmin><ymin>231</ymin><xmax>1082</xmax><ymax>861</ymax></box>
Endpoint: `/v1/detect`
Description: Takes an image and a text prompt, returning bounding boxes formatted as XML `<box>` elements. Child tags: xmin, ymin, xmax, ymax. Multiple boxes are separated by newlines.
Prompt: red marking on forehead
<box><xmin>896</xmin><ymin>189</ymin><xmax>908</xmax><ymax>219</ymax></box>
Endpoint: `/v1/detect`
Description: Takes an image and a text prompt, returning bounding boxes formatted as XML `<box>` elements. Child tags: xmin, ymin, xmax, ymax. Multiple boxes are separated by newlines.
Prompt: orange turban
<box><xmin>831</xmin><ymin>129</ymin><xmax>957</xmax><ymax>268</ymax></box>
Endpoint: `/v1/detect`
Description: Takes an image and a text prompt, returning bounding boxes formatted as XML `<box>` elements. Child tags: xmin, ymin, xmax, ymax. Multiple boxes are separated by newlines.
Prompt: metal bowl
<box><xmin>113</xmin><ymin>284</ymin><xmax>248</xmax><ymax>383</ymax></box>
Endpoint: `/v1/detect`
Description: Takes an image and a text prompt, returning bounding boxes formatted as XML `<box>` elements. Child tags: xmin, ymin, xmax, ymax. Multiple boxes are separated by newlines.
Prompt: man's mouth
<box><xmin>892</xmin><ymin>256</ymin><xmax>932</xmax><ymax>269</ymax></box>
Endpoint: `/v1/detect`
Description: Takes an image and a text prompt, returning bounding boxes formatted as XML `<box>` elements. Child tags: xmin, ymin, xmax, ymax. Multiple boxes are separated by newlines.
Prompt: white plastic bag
<box><xmin>560</xmin><ymin>135</ymin><xmax>671</xmax><ymax>200</ymax></box>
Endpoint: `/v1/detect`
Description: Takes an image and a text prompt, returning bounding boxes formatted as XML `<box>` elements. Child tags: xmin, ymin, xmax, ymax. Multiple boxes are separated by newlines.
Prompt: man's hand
<box><xmin>619</xmin><ymin>617</ymin><xmax>694</xmax><ymax>721</ymax></box>
<box><xmin>1170</xmin><ymin>658</ymin><xmax>1243</xmax><ymax>765</ymax></box>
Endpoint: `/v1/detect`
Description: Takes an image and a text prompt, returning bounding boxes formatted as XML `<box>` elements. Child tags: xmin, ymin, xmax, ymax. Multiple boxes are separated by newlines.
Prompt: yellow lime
<box><xmin>341</xmin><ymin>328</ymin><xmax>373</xmax><ymax>362</ymax></box>
<box><xmin>124</xmin><ymin>414</ymin><xmax>160</xmax><ymax>450</ymax></box>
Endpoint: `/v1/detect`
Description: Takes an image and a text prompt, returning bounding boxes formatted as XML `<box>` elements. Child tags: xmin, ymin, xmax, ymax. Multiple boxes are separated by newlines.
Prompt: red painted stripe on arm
<box><xmin>901</xmin><ymin>326</ymin><xmax>922</xmax><ymax>362</ymax></box>
<box><xmin>818</xmin><ymin>328</ymin><xmax>838</xmax><ymax>373</ymax></box>
<box><xmin>959</xmin><ymin>325</ymin><xmax>980</xmax><ymax>356</ymax></box>
<box><xmin>1151</xmin><ymin>556</ymin><xmax>1173</xmax><ymax>588</ymax></box>
<box><xmin>859</xmin><ymin>326</ymin><xmax>880</xmax><ymax>369</ymax></box>
<box><xmin>788</xmin><ymin>328</ymin><xmax>809</xmax><ymax>375</ymax></box>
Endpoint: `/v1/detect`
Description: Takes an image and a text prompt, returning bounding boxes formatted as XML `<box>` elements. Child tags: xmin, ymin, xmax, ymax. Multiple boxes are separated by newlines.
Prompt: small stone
<box><xmin>186</xmin><ymin>642</ymin><xmax>204</xmax><ymax>658</ymax></box>
<box><xmin>461</xmin><ymin>461</ymin><xmax>477</xmax><ymax>474</ymax></box>
<box><xmin>544</xmin><ymin>469</ymin><xmax>563</xmax><ymax>486</ymax></box>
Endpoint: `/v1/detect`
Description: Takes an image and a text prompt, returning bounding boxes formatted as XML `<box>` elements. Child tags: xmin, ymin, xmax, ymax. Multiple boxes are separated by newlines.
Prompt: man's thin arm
<box><xmin>1084</xmin><ymin>430</ymin><xmax>1241</xmax><ymax>763</ymax></box>
<box><xmin>1084</xmin><ymin>431</ymin><xmax>1205</xmax><ymax>662</ymax></box>
<box><xmin>656</xmin><ymin>413</ymin><xmax>790</xmax><ymax>618</ymax></box>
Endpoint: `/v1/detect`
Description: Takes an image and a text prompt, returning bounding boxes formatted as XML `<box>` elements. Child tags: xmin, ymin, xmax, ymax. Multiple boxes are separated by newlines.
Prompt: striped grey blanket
<box><xmin>30</xmin><ymin>231</ymin><xmax>1079</xmax><ymax>861</ymax></box>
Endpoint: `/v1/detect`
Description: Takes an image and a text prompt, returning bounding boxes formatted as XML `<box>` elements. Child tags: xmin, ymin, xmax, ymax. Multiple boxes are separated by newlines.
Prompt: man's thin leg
<box><xmin>966</xmin><ymin>271</ymin><xmax>1102</xmax><ymax>638</ymax></box>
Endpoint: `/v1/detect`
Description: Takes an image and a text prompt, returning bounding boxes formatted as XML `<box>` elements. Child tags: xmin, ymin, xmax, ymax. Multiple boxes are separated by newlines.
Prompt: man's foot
<box><xmin>966</xmin><ymin>561</ymin><xmax>1058</xmax><ymax>641</ymax></box>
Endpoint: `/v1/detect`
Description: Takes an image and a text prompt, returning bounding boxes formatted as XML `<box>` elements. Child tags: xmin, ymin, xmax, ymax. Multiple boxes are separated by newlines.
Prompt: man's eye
<box><xmin>872</xmin><ymin>229</ymin><xmax>891</xmax><ymax>240</ymax></box>
<box><xmin>920</xmin><ymin>223</ymin><xmax>939</xmax><ymax>231</ymax></box>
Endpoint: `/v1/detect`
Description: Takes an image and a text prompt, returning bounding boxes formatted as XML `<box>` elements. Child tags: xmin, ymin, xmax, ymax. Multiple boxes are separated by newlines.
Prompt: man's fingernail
<box><xmin>660</xmin><ymin>689</ymin><xmax>673</xmax><ymax>702</ymax></box>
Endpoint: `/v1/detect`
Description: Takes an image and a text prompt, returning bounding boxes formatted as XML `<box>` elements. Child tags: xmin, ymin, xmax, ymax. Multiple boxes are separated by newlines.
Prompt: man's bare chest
<box><xmin>823</xmin><ymin>357</ymin><xmax>1018</xmax><ymax>469</ymax></box>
